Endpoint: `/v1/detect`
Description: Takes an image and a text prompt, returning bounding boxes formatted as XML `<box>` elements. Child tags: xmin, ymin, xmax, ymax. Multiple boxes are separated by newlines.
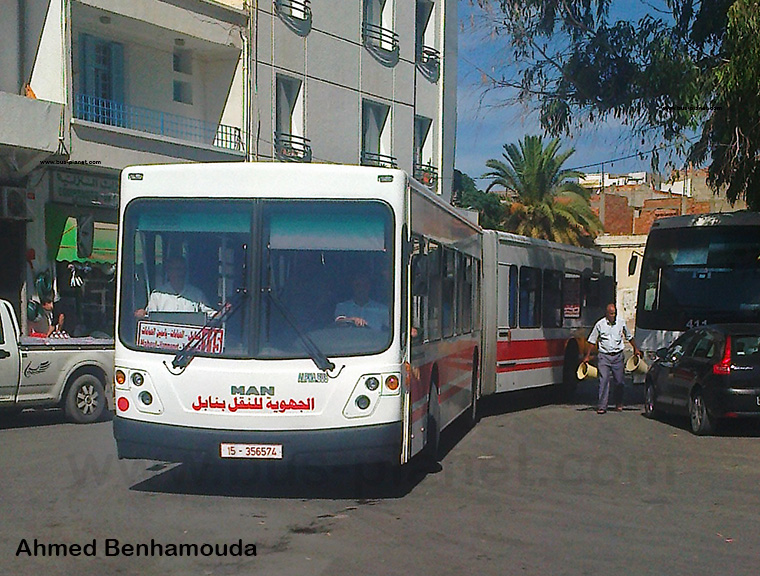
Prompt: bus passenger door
<box><xmin>495</xmin><ymin>263</ymin><xmax>517</xmax><ymax>388</ymax></box>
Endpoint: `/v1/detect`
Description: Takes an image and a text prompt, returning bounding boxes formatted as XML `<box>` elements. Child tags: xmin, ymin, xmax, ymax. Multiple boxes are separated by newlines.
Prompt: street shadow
<box><xmin>0</xmin><ymin>407</ymin><xmax>113</xmax><ymax>430</ymax></box>
<box><xmin>642</xmin><ymin>410</ymin><xmax>760</xmax><ymax>438</ymax></box>
<box><xmin>129</xmin><ymin>411</ymin><xmax>480</xmax><ymax>499</ymax></box>
<box><xmin>129</xmin><ymin>458</ymin><xmax>430</xmax><ymax>499</ymax></box>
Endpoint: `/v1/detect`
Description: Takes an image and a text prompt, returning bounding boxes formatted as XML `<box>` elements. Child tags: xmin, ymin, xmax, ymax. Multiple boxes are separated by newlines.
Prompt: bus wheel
<box><xmin>467</xmin><ymin>354</ymin><xmax>479</xmax><ymax>426</ymax></box>
<box><xmin>422</xmin><ymin>383</ymin><xmax>440</xmax><ymax>468</ymax></box>
<box><xmin>558</xmin><ymin>344</ymin><xmax>580</xmax><ymax>402</ymax></box>
<box><xmin>64</xmin><ymin>373</ymin><xmax>106</xmax><ymax>424</ymax></box>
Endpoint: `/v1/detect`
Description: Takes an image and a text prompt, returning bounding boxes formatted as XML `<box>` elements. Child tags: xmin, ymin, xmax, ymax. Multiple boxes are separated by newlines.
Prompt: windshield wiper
<box><xmin>264</xmin><ymin>287</ymin><xmax>335</xmax><ymax>372</ymax></box>
<box><xmin>171</xmin><ymin>288</ymin><xmax>249</xmax><ymax>370</ymax></box>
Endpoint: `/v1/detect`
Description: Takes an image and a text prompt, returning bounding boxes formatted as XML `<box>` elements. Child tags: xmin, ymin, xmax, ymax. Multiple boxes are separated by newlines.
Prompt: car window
<box><xmin>733</xmin><ymin>334</ymin><xmax>760</xmax><ymax>363</ymax></box>
<box><xmin>691</xmin><ymin>332</ymin><xmax>717</xmax><ymax>359</ymax></box>
<box><xmin>668</xmin><ymin>331</ymin><xmax>698</xmax><ymax>361</ymax></box>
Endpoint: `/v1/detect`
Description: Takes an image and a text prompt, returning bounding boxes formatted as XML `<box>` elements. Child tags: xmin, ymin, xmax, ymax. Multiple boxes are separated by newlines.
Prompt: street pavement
<box><xmin>1</xmin><ymin>379</ymin><xmax>759</xmax><ymax>575</ymax></box>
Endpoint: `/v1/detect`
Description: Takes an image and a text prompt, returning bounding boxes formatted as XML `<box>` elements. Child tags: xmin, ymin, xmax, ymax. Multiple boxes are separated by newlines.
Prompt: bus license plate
<box><xmin>219</xmin><ymin>443</ymin><xmax>283</xmax><ymax>459</ymax></box>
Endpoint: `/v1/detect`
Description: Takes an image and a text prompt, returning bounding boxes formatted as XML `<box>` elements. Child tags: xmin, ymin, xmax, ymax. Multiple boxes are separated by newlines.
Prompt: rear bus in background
<box><xmin>631</xmin><ymin>211</ymin><xmax>760</xmax><ymax>372</ymax></box>
<box><xmin>112</xmin><ymin>164</ymin><xmax>481</xmax><ymax>467</ymax></box>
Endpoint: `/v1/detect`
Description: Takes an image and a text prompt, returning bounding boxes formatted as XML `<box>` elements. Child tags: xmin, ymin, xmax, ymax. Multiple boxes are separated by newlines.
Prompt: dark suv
<box><xmin>644</xmin><ymin>324</ymin><xmax>760</xmax><ymax>435</ymax></box>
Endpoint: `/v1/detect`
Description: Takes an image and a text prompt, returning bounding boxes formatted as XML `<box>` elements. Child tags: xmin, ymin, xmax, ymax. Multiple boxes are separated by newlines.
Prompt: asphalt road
<box><xmin>2</xmin><ymin>380</ymin><xmax>759</xmax><ymax>576</ymax></box>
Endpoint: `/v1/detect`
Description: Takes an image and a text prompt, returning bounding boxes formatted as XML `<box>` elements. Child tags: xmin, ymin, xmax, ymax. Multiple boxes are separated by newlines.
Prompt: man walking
<box><xmin>584</xmin><ymin>303</ymin><xmax>641</xmax><ymax>414</ymax></box>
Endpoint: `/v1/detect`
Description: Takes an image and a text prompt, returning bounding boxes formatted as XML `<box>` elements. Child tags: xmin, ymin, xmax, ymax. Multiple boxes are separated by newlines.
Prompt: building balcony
<box><xmin>414</xmin><ymin>162</ymin><xmax>438</xmax><ymax>189</ymax></box>
<box><xmin>362</xmin><ymin>22</ymin><xmax>399</xmax><ymax>65</ymax></box>
<box><xmin>416</xmin><ymin>45</ymin><xmax>440</xmax><ymax>82</ymax></box>
<box><xmin>274</xmin><ymin>0</ymin><xmax>312</xmax><ymax>36</ymax></box>
<box><xmin>361</xmin><ymin>151</ymin><xmax>397</xmax><ymax>169</ymax></box>
<box><xmin>274</xmin><ymin>132</ymin><xmax>312</xmax><ymax>162</ymax></box>
<box><xmin>73</xmin><ymin>94</ymin><xmax>242</xmax><ymax>152</ymax></box>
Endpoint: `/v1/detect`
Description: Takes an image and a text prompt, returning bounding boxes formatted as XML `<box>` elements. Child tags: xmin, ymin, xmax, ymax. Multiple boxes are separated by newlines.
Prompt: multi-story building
<box><xmin>0</xmin><ymin>0</ymin><xmax>456</xmax><ymax>334</ymax></box>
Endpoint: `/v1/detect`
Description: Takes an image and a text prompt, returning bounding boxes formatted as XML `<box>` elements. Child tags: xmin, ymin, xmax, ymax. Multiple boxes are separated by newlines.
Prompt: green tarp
<box><xmin>56</xmin><ymin>216</ymin><xmax>117</xmax><ymax>263</ymax></box>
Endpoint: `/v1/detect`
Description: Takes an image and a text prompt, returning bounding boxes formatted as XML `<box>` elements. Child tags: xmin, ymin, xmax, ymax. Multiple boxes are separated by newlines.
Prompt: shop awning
<box><xmin>56</xmin><ymin>216</ymin><xmax>117</xmax><ymax>263</ymax></box>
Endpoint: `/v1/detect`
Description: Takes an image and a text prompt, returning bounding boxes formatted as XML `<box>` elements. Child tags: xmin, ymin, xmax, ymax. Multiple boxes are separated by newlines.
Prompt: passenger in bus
<box><xmin>584</xmin><ymin>303</ymin><xmax>641</xmax><ymax>414</ymax></box>
<box><xmin>134</xmin><ymin>255</ymin><xmax>216</xmax><ymax>318</ymax></box>
<box><xmin>334</xmin><ymin>274</ymin><xmax>388</xmax><ymax>330</ymax></box>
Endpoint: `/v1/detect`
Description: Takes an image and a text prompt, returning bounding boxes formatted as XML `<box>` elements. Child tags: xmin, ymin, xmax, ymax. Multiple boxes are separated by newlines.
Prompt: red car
<box><xmin>644</xmin><ymin>324</ymin><xmax>760</xmax><ymax>435</ymax></box>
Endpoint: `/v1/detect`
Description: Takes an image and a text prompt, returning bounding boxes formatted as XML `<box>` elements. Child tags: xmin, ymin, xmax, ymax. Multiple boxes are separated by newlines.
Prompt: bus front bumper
<box><xmin>113</xmin><ymin>416</ymin><xmax>403</xmax><ymax>466</ymax></box>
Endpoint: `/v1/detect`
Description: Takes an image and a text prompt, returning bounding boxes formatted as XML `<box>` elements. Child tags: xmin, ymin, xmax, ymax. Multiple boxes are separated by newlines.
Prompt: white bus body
<box><xmin>481</xmin><ymin>230</ymin><xmax>616</xmax><ymax>397</ymax></box>
<box><xmin>113</xmin><ymin>164</ymin><xmax>480</xmax><ymax>466</ymax></box>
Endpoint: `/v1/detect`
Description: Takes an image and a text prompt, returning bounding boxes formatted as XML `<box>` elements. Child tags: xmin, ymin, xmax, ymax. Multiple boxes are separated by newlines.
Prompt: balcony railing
<box><xmin>362</xmin><ymin>21</ymin><xmax>399</xmax><ymax>62</ymax></box>
<box><xmin>414</xmin><ymin>162</ymin><xmax>438</xmax><ymax>189</ymax></box>
<box><xmin>274</xmin><ymin>132</ymin><xmax>312</xmax><ymax>162</ymax></box>
<box><xmin>274</xmin><ymin>0</ymin><xmax>312</xmax><ymax>36</ymax></box>
<box><xmin>416</xmin><ymin>45</ymin><xmax>440</xmax><ymax>82</ymax></box>
<box><xmin>361</xmin><ymin>151</ymin><xmax>398</xmax><ymax>169</ymax></box>
<box><xmin>74</xmin><ymin>94</ymin><xmax>243</xmax><ymax>152</ymax></box>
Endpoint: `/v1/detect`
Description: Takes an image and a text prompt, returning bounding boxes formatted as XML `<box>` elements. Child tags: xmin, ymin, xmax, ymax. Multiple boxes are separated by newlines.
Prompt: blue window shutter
<box><xmin>110</xmin><ymin>42</ymin><xmax>124</xmax><ymax>104</ymax></box>
<box><xmin>79</xmin><ymin>33</ymin><xmax>96</xmax><ymax>121</ymax></box>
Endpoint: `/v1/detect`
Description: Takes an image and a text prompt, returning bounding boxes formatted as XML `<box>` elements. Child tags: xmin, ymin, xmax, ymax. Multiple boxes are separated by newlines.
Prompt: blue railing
<box><xmin>74</xmin><ymin>94</ymin><xmax>242</xmax><ymax>152</ymax></box>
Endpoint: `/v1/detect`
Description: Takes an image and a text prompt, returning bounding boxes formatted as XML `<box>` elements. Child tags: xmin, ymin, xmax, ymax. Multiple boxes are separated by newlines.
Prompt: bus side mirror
<box><xmin>77</xmin><ymin>214</ymin><xmax>95</xmax><ymax>259</ymax></box>
<box><xmin>628</xmin><ymin>254</ymin><xmax>638</xmax><ymax>276</ymax></box>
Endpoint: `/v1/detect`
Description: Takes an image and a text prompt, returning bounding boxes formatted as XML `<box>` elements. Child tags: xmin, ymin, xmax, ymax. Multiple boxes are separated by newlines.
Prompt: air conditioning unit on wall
<box><xmin>1</xmin><ymin>187</ymin><xmax>32</xmax><ymax>221</ymax></box>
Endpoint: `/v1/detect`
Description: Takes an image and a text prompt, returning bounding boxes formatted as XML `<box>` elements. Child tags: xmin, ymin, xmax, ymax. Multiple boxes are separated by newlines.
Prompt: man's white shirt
<box><xmin>146</xmin><ymin>284</ymin><xmax>215</xmax><ymax>315</ymax></box>
<box><xmin>587</xmin><ymin>316</ymin><xmax>633</xmax><ymax>354</ymax></box>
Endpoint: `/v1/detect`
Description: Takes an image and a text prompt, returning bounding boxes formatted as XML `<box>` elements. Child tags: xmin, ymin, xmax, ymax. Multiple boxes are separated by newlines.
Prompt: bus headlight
<box><xmin>138</xmin><ymin>391</ymin><xmax>153</xmax><ymax>406</ymax></box>
<box><xmin>355</xmin><ymin>395</ymin><xmax>371</xmax><ymax>410</ymax></box>
<box><xmin>365</xmin><ymin>377</ymin><xmax>380</xmax><ymax>391</ymax></box>
<box><xmin>131</xmin><ymin>372</ymin><xmax>144</xmax><ymax>387</ymax></box>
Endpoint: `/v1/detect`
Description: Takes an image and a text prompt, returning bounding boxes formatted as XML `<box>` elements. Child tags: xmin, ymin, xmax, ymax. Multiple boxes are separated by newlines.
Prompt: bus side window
<box><xmin>542</xmin><ymin>269</ymin><xmax>563</xmax><ymax>328</ymax></box>
<box><xmin>508</xmin><ymin>264</ymin><xmax>518</xmax><ymax>328</ymax></box>
<box><xmin>442</xmin><ymin>248</ymin><xmax>456</xmax><ymax>338</ymax></box>
<box><xmin>411</xmin><ymin>236</ymin><xmax>426</xmax><ymax>343</ymax></box>
<box><xmin>519</xmin><ymin>266</ymin><xmax>542</xmax><ymax>328</ymax></box>
<box><xmin>427</xmin><ymin>242</ymin><xmax>442</xmax><ymax>341</ymax></box>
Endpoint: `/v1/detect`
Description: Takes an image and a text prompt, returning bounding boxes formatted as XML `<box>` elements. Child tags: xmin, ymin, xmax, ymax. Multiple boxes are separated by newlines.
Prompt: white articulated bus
<box><xmin>113</xmin><ymin>163</ymin><xmax>481</xmax><ymax>466</ymax></box>
<box><xmin>481</xmin><ymin>231</ymin><xmax>616</xmax><ymax>399</ymax></box>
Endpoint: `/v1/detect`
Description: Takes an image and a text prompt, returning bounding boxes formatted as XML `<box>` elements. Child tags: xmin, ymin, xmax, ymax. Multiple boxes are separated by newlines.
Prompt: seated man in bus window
<box><xmin>334</xmin><ymin>274</ymin><xmax>388</xmax><ymax>330</ymax></box>
<box><xmin>135</xmin><ymin>255</ymin><xmax>216</xmax><ymax>318</ymax></box>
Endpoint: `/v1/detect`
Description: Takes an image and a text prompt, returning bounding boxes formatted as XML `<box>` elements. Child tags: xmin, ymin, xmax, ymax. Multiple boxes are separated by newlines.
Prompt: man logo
<box><xmin>230</xmin><ymin>386</ymin><xmax>275</xmax><ymax>396</ymax></box>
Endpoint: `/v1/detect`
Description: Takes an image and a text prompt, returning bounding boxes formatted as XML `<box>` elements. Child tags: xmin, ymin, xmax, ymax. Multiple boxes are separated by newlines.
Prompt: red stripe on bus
<box><xmin>496</xmin><ymin>338</ymin><xmax>567</xmax><ymax>361</ymax></box>
<box><xmin>496</xmin><ymin>360</ymin><xmax>563</xmax><ymax>373</ymax></box>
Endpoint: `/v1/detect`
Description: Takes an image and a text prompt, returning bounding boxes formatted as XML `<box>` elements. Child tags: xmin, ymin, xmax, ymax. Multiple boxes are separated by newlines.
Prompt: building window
<box><xmin>415</xmin><ymin>1</ymin><xmax>439</xmax><ymax>81</ymax></box>
<box><xmin>173</xmin><ymin>49</ymin><xmax>192</xmax><ymax>75</ymax></box>
<box><xmin>362</xmin><ymin>0</ymin><xmax>399</xmax><ymax>63</ymax></box>
<box><xmin>173</xmin><ymin>80</ymin><xmax>193</xmax><ymax>104</ymax></box>
<box><xmin>361</xmin><ymin>100</ymin><xmax>396</xmax><ymax>168</ymax></box>
<box><xmin>275</xmin><ymin>75</ymin><xmax>311</xmax><ymax>162</ymax></box>
<box><xmin>413</xmin><ymin>115</ymin><xmax>436</xmax><ymax>189</ymax></box>
<box><xmin>78</xmin><ymin>33</ymin><xmax>124</xmax><ymax>125</ymax></box>
<box><xmin>274</xmin><ymin>0</ymin><xmax>312</xmax><ymax>35</ymax></box>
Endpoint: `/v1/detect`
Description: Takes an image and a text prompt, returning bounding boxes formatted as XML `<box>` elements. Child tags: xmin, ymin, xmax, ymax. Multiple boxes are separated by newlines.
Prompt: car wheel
<box><xmin>64</xmin><ymin>373</ymin><xmax>106</xmax><ymax>424</ymax></box>
<box><xmin>644</xmin><ymin>381</ymin><xmax>658</xmax><ymax>418</ymax></box>
<box><xmin>689</xmin><ymin>389</ymin><xmax>714</xmax><ymax>435</ymax></box>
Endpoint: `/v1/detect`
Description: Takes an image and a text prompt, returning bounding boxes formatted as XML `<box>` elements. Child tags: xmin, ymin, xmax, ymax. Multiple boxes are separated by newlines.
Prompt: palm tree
<box><xmin>483</xmin><ymin>135</ymin><xmax>603</xmax><ymax>247</ymax></box>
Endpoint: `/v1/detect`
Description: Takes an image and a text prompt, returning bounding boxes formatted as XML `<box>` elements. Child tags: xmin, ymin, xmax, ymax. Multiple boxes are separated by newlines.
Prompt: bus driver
<box><xmin>334</xmin><ymin>274</ymin><xmax>388</xmax><ymax>330</ymax></box>
<box><xmin>135</xmin><ymin>255</ymin><xmax>216</xmax><ymax>318</ymax></box>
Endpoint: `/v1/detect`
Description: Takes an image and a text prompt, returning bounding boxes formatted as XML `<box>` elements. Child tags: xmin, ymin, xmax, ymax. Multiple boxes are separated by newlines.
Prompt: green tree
<box><xmin>452</xmin><ymin>169</ymin><xmax>506</xmax><ymax>229</ymax></box>
<box><xmin>483</xmin><ymin>135</ymin><xmax>602</xmax><ymax>246</ymax></box>
<box><xmin>475</xmin><ymin>0</ymin><xmax>760</xmax><ymax>210</ymax></box>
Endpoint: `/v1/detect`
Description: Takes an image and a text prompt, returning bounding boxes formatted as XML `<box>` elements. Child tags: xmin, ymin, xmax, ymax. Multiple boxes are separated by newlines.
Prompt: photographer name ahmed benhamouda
<box><xmin>15</xmin><ymin>538</ymin><xmax>257</xmax><ymax>557</ymax></box>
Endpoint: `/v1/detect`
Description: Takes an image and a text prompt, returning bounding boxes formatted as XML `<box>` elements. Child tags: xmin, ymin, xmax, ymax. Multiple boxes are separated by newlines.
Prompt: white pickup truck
<box><xmin>0</xmin><ymin>298</ymin><xmax>114</xmax><ymax>423</ymax></box>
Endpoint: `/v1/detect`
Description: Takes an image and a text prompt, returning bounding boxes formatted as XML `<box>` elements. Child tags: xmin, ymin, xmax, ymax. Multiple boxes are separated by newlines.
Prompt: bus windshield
<box><xmin>637</xmin><ymin>226</ymin><xmax>760</xmax><ymax>330</ymax></box>
<box><xmin>119</xmin><ymin>199</ymin><xmax>394</xmax><ymax>359</ymax></box>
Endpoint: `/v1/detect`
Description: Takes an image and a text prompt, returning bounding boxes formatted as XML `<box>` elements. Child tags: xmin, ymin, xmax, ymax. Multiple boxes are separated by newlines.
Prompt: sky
<box><xmin>455</xmin><ymin>0</ymin><xmax>683</xmax><ymax>184</ymax></box>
